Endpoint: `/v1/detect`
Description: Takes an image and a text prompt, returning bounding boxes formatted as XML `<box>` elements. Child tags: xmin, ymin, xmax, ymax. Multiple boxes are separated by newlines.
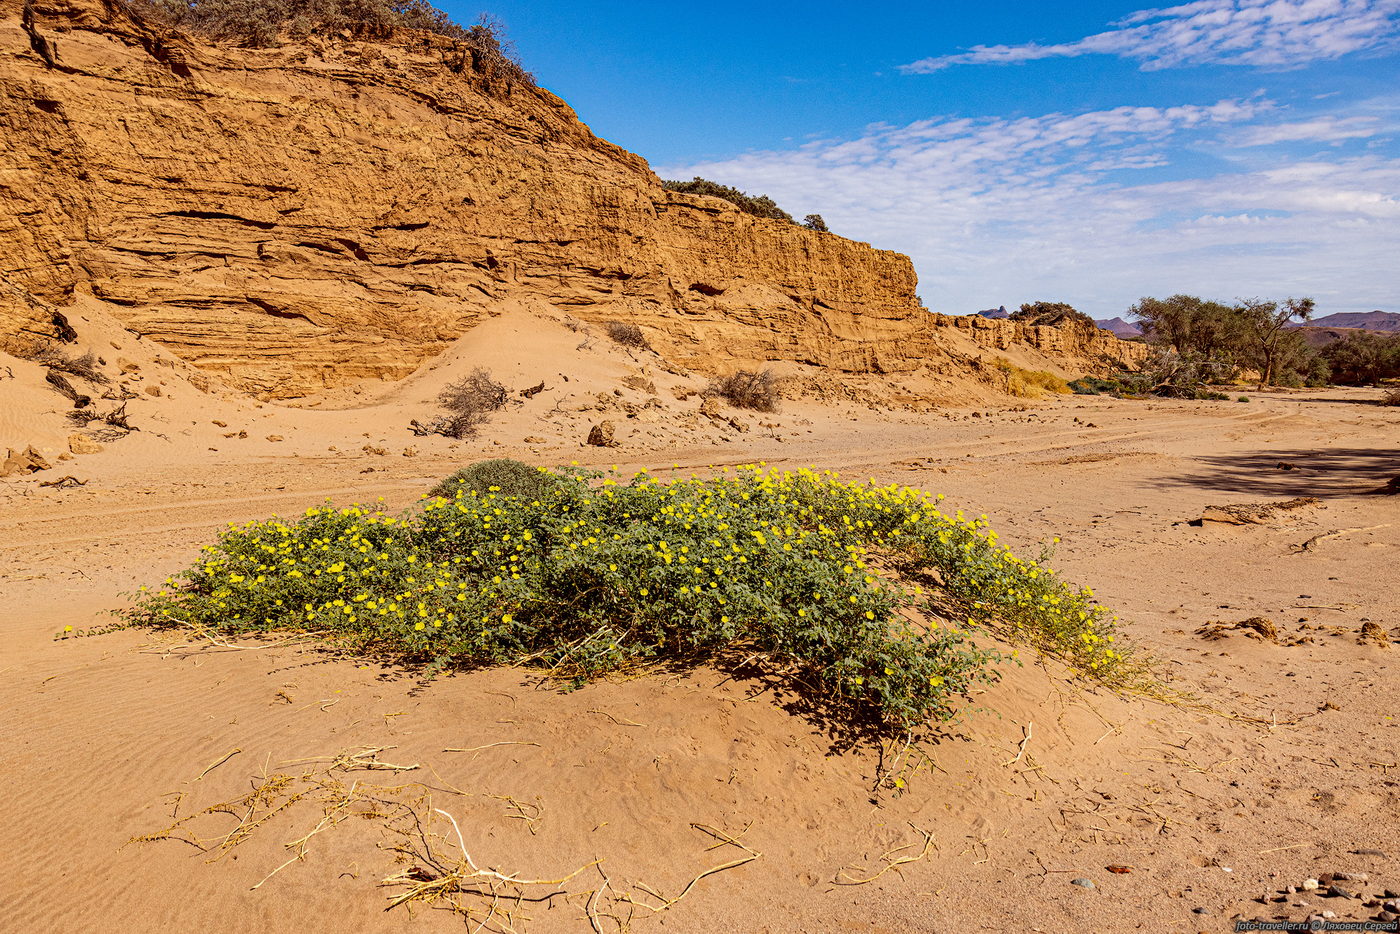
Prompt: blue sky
<box><xmin>444</xmin><ymin>1</ymin><xmax>1400</xmax><ymax>317</ymax></box>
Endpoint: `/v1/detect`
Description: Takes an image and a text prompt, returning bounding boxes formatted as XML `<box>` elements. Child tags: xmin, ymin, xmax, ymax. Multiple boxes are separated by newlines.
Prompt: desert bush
<box><xmin>1383</xmin><ymin>388</ymin><xmax>1400</xmax><ymax>406</ymax></box>
<box><xmin>1010</xmin><ymin>301</ymin><xmax>1095</xmax><ymax>328</ymax></box>
<box><xmin>1067</xmin><ymin>376</ymin><xmax>1122</xmax><ymax>395</ymax></box>
<box><xmin>709</xmin><ymin>369</ymin><xmax>780</xmax><ymax>411</ymax></box>
<box><xmin>662</xmin><ymin>177</ymin><xmax>795</xmax><ymax>224</ymax></box>
<box><xmin>128</xmin><ymin>465</ymin><xmax>1131</xmax><ymax>733</ymax></box>
<box><xmin>604</xmin><ymin>321</ymin><xmax>649</xmax><ymax>350</ymax></box>
<box><xmin>414</xmin><ymin>367</ymin><xmax>507</xmax><ymax>439</ymax></box>
<box><xmin>125</xmin><ymin>0</ymin><xmax>531</xmax><ymax>83</ymax></box>
<box><xmin>34</xmin><ymin>345</ymin><xmax>109</xmax><ymax>384</ymax></box>
<box><xmin>428</xmin><ymin>458</ymin><xmax>560</xmax><ymax>501</ymax></box>
<box><xmin>993</xmin><ymin>358</ymin><xmax>1070</xmax><ymax>398</ymax></box>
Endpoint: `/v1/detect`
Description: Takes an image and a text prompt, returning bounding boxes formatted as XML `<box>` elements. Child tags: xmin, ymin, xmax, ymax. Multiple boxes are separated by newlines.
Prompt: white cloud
<box><xmin>658</xmin><ymin>100</ymin><xmax>1400</xmax><ymax>316</ymax></box>
<box><xmin>900</xmin><ymin>0</ymin><xmax>1400</xmax><ymax>72</ymax></box>
<box><xmin>1232</xmin><ymin>114</ymin><xmax>1381</xmax><ymax>143</ymax></box>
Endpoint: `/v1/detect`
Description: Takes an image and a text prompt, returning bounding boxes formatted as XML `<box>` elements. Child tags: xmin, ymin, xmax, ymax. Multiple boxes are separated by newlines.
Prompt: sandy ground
<box><xmin>3</xmin><ymin>376</ymin><xmax>1399</xmax><ymax>934</ymax></box>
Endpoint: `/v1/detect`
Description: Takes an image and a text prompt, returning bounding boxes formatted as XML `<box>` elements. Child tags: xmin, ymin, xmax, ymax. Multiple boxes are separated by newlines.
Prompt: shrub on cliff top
<box><xmin>1010</xmin><ymin>301</ymin><xmax>1095</xmax><ymax>328</ymax></box>
<box><xmin>126</xmin><ymin>465</ymin><xmax>1132</xmax><ymax>733</ymax></box>
<box><xmin>663</xmin><ymin>177</ymin><xmax>795</xmax><ymax>224</ymax></box>
<box><xmin>127</xmin><ymin>0</ymin><xmax>530</xmax><ymax>83</ymax></box>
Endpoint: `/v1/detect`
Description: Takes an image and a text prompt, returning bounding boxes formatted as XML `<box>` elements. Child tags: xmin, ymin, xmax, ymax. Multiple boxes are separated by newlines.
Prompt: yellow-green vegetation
<box><xmin>129</xmin><ymin>464</ymin><xmax>1127</xmax><ymax>731</ymax></box>
<box><xmin>993</xmin><ymin>357</ymin><xmax>1072</xmax><ymax>398</ymax></box>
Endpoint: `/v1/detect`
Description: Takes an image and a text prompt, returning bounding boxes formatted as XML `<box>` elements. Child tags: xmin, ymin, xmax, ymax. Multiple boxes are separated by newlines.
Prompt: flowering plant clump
<box><xmin>128</xmin><ymin>464</ymin><xmax>1127</xmax><ymax>730</ymax></box>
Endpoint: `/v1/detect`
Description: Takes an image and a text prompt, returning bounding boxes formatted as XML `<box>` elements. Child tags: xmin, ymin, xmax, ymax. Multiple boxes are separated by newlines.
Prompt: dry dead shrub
<box><xmin>1382</xmin><ymin>387</ymin><xmax>1400</xmax><ymax>406</ymax></box>
<box><xmin>412</xmin><ymin>368</ymin><xmax>508</xmax><ymax>439</ymax></box>
<box><xmin>34</xmin><ymin>344</ymin><xmax>109</xmax><ymax>384</ymax></box>
<box><xmin>604</xmin><ymin>321</ymin><xmax>649</xmax><ymax>350</ymax></box>
<box><xmin>708</xmin><ymin>369</ymin><xmax>780</xmax><ymax>412</ymax></box>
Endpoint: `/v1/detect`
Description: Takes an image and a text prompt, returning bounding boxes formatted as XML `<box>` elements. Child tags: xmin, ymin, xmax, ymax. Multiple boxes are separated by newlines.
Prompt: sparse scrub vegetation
<box><xmin>992</xmin><ymin>358</ymin><xmax>1071</xmax><ymax>398</ymax></box>
<box><xmin>34</xmin><ymin>345</ymin><xmax>109</xmax><ymax>384</ymax></box>
<box><xmin>1383</xmin><ymin>388</ymin><xmax>1400</xmax><ymax>406</ymax></box>
<box><xmin>1010</xmin><ymin>301</ymin><xmax>1095</xmax><ymax>328</ymax></box>
<box><xmin>709</xmin><ymin>369</ymin><xmax>780</xmax><ymax>412</ymax></box>
<box><xmin>124</xmin><ymin>0</ymin><xmax>532</xmax><ymax>84</ymax></box>
<box><xmin>604</xmin><ymin>321</ymin><xmax>650</xmax><ymax>350</ymax></box>
<box><xmin>412</xmin><ymin>368</ymin><xmax>508</xmax><ymax>439</ymax></box>
<box><xmin>127</xmin><ymin>465</ymin><xmax>1133</xmax><ymax>733</ymax></box>
<box><xmin>663</xmin><ymin>177</ymin><xmax>795</xmax><ymax>224</ymax></box>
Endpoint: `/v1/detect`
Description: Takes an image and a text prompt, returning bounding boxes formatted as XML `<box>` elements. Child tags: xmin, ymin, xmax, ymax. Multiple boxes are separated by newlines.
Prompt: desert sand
<box><xmin>3</xmin><ymin>320</ymin><xmax>1397</xmax><ymax>933</ymax></box>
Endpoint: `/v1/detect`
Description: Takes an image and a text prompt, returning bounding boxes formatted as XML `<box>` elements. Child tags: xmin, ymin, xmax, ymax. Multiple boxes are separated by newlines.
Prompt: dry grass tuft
<box><xmin>992</xmin><ymin>358</ymin><xmax>1071</xmax><ymax>399</ymax></box>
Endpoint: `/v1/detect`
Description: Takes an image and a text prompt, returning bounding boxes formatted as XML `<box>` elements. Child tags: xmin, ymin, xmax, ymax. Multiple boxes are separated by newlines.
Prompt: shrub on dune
<box><xmin>128</xmin><ymin>465</ymin><xmax>1131</xmax><ymax>732</ymax></box>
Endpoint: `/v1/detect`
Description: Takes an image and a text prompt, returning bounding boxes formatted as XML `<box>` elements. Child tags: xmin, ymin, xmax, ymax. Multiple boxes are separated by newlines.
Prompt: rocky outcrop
<box><xmin>1</xmin><ymin>0</ymin><xmax>1144</xmax><ymax>397</ymax></box>
<box><xmin>934</xmin><ymin>314</ymin><xmax>1148</xmax><ymax>365</ymax></box>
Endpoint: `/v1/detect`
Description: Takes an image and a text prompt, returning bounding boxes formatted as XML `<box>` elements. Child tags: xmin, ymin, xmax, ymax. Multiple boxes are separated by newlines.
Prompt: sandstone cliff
<box><xmin>1</xmin><ymin>0</ymin><xmax>1144</xmax><ymax>398</ymax></box>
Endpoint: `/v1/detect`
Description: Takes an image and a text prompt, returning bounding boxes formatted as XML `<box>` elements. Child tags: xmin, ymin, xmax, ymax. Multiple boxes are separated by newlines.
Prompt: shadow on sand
<box><xmin>1157</xmin><ymin>446</ymin><xmax>1399</xmax><ymax>498</ymax></box>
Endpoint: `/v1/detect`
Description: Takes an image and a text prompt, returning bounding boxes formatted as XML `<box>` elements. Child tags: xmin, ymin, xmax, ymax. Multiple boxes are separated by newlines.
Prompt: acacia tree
<box><xmin>1127</xmin><ymin>294</ymin><xmax>1243</xmax><ymax>360</ymax></box>
<box><xmin>1237</xmin><ymin>297</ymin><xmax>1314</xmax><ymax>387</ymax></box>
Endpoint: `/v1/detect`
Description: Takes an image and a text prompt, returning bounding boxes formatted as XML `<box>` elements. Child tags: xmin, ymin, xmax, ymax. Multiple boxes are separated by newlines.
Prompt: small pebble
<box><xmin>1379</xmin><ymin>912</ymin><xmax>1399</xmax><ymax>924</ymax></box>
<box><xmin>1191</xmin><ymin>907</ymin><xmax>1208</xmax><ymax>915</ymax></box>
<box><xmin>1333</xmin><ymin>872</ymin><xmax>1368</xmax><ymax>883</ymax></box>
<box><xmin>1353</xmin><ymin>849</ymin><xmax>1387</xmax><ymax>857</ymax></box>
<box><xmin>1327</xmin><ymin>885</ymin><xmax>1355</xmax><ymax>899</ymax></box>
<box><xmin>1286</xmin><ymin>886</ymin><xmax>1297</xmax><ymax>895</ymax></box>
<box><xmin>1302</xmin><ymin>879</ymin><xmax>1320</xmax><ymax>891</ymax></box>
<box><xmin>1070</xmin><ymin>878</ymin><xmax>1095</xmax><ymax>890</ymax></box>
<box><xmin>1323</xmin><ymin>911</ymin><xmax>1336</xmax><ymax>919</ymax></box>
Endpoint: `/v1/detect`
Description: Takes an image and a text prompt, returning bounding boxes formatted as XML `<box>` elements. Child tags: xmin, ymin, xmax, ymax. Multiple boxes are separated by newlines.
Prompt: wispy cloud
<box><xmin>900</xmin><ymin>0</ymin><xmax>1400</xmax><ymax>72</ymax></box>
<box><xmin>658</xmin><ymin>99</ymin><xmax>1400</xmax><ymax>315</ymax></box>
<box><xmin>1232</xmin><ymin>114</ymin><xmax>1382</xmax><ymax>144</ymax></box>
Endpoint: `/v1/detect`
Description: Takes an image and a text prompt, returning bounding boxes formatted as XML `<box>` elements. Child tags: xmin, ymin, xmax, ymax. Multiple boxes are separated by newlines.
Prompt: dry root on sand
<box><xmin>132</xmin><ymin>746</ymin><xmax>765</xmax><ymax>933</ymax></box>
<box><xmin>832</xmin><ymin>823</ymin><xmax>936</xmax><ymax>885</ymax></box>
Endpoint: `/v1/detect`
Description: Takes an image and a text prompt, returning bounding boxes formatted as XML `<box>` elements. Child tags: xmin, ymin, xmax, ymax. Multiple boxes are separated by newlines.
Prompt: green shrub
<box><xmin>1237</xmin><ymin>395</ymin><xmax>1249</xmax><ymax>403</ymax></box>
<box><xmin>662</xmin><ymin>177</ymin><xmax>795</xmax><ymax>224</ymax></box>
<box><xmin>1010</xmin><ymin>301</ymin><xmax>1095</xmax><ymax>328</ymax></box>
<box><xmin>1068</xmin><ymin>376</ymin><xmax>1122</xmax><ymax>395</ymax></box>
<box><xmin>127</xmin><ymin>466</ymin><xmax>1130</xmax><ymax>734</ymax></box>
<box><xmin>429</xmin><ymin>458</ymin><xmax>560</xmax><ymax>501</ymax></box>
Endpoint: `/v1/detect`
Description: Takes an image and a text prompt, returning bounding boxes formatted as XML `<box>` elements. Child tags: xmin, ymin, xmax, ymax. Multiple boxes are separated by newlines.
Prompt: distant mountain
<box><xmin>1096</xmin><ymin>317</ymin><xmax>1143</xmax><ymax>339</ymax></box>
<box><xmin>1304</xmin><ymin>311</ymin><xmax>1400</xmax><ymax>331</ymax></box>
<box><xmin>977</xmin><ymin>306</ymin><xmax>1010</xmax><ymax>319</ymax></box>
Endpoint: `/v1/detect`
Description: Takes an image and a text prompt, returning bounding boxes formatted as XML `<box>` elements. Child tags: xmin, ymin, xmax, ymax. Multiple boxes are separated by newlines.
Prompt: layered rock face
<box><xmin>1</xmin><ymin>0</ymin><xmax>1143</xmax><ymax>397</ymax></box>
